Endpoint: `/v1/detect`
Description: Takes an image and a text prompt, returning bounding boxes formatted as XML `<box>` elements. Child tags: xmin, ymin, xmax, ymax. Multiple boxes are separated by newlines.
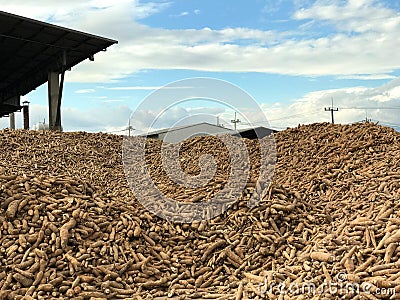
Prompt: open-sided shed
<box><xmin>0</xmin><ymin>11</ymin><xmax>117</xmax><ymax>129</ymax></box>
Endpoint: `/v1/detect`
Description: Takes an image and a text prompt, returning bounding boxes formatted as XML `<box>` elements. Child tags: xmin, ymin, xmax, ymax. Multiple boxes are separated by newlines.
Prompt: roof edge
<box><xmin>143</xmin><ymin>122</ymin><xmax>235</xmax><ymax>136</ymax></box>
<box><xmin>0</xmin><ymin>10</ymin><xmax>118</xmax><ymax>44</ymax></box>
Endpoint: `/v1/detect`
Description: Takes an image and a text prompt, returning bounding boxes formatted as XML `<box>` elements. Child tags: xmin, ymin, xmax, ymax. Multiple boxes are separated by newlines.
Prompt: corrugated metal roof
<box><xmin>0</xmin><ymin>11</ymin><xmax>117</xmax><ymax>117</ymax></box>
<box><xmin>143</xmin><ymin>122</ymin><xmax>235</xmax><ymax>136</ymax></box>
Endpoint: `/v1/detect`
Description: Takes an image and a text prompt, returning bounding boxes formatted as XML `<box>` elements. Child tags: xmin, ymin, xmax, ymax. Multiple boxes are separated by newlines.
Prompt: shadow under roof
<box><xmin>0</xmin><ymin>11</ymin><xmax>117</xmax><ymax>117</ymax></box>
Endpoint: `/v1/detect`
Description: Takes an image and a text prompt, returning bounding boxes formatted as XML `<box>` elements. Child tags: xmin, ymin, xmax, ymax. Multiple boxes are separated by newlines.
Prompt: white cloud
<box><xmin>91</xmin><ymin>96</ymin><xmax>108</xmax><ymax>99</ymax></box>
<box><xmin>0</xmin><ymin>103</ymin><xmax>132</xmax><ymax>132</ymax></box>
<box><xmin>66</xmin><ymin>0</ymin><xmax>400</xmax><ymax>82</ymax></box>
<box><xmin>125</xmin><ymin>78</ymin><xmax>400</xmax><ymax>134</ymax></box>
<box><xmin>1</xmin><ymin>0</ymin><xmax>400</xmax><ymax>133</ymax></box>
<box><xmin>0</xmin><ymin>0</ymin><xmax>170</xmax><ymax>23</ymax></box>
<box><xmin>262</xmin><ymin>0</ymin><xmax>286</xmax><ymax>15</ymax></box>
<box><xmin>102</xmin><ymin>99</ymin><xmax>125</xmax><ymax>103</ymax></box>
<box><xmin>3</xmin><ymin>0</ymin><xmax>399</xmax><ymax>82</ymax></box>
<box><xmin>264</xmin><ymin>77</ymin><xmax>400</xmax><ymax>130</ymax></box>
<box><xmin>128</xmin><ymin>106</ymin><xmax>228</xmax><ymax>135</ymax></box>
<box><xmin>294</xmin><ymin>0</ymin><xmax>397</xmax><ymax>33</ymax></box>
<box><xmin>62</xmin><ymin>104</ymin><xmax>132</xmax><ymax>131</ymax></box>
<box><xmin>0</xmin><ymin>0</ymin><xmax>87</xmax><ymax>21</ymax></box>
<box><xmin>75</xmin><ymin>89</ymin><xmax>95</xmax><ymax>93</ymax></box>
<box><xmin>337</xmin><ymin>74</ymin><xmax>397</xmax><ymax>80</ymax></box>
<box><xmin>171</xmin><ymin>9</ymin><xmax>201</xmax><ymax>17</ymax></box>
<box><xmin>1</xmin><ymin>77</ymin><xmax>399</xmax><ymax>132</ymax></box>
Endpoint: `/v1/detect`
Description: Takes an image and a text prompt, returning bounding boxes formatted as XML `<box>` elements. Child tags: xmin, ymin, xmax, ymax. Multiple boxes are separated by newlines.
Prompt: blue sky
<box><xmin>1</xmin><ymin>0</ymin><xmax>400</xmax><ymax>132</ymax></box>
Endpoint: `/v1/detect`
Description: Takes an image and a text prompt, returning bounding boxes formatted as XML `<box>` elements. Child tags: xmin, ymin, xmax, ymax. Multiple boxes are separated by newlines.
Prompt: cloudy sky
<box><xmin>1</xmin><ymin>0</ymin><xmax>400</xmax><ymax>132</ymax></box>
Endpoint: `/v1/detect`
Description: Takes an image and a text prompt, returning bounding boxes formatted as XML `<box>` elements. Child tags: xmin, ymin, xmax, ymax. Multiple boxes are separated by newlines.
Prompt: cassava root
<box><xmin>0</xmin><ymin>122</ymin><xmax>399</xmax><ymax>299</ymax></box>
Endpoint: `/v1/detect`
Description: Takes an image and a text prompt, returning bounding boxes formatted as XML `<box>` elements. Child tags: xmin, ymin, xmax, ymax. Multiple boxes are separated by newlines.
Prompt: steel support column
<box><xmin>48</xmin><ymin>71</ymin><xmax>62</xmax><ymax>131</ymax></box>
<box><xmin>9</xmin><ymin>112</ymin><xmax>15</xmax><ymax>129</ymax></box>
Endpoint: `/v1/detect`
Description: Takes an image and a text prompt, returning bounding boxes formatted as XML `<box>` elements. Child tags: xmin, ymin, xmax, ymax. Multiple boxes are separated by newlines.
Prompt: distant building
<box><xmin>32</xmin><ymin>122</ymin><xmax>63</xmax><ymax>131</ymax></box>
<box><xmin>32</xmin><ymin>122</ymin><xmax>49</xmax><ymax>131</ymax></box>
<box><xmin>143</xmin><ymin>122</ymin><xmax>277</xmax><ymax>143</ymax></box>
<box><xmin>143</xmin><ymin>122</ymin><xmax>234</xmax><ymax>143</ymax></box>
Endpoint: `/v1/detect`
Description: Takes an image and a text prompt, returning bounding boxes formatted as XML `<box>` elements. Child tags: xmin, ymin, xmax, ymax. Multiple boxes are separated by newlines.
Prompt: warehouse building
<box><xmin>144</xmin><ymin>122</ymin><xmax>277</xmax><ymax>143</ymax></box>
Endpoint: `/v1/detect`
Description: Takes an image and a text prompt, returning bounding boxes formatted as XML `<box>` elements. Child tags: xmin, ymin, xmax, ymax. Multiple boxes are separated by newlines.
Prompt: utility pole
<box><xmin>364</xmin><ymin>110</ymin><xmax>371</xmax><ymax>123</ymax></box>
<box><xmin>231</xmin><ymin>112</ymin><xmax>241</xmax><ymax>131</ymax></box>
<box><xmin>127</xmin><ymin>119</ymin><xmax>134</xmax><ymax>136</ymax></box>
<box><xmin>325</xmin><ymin>97</ymin><xmax>338</xmax><ymax>124</ymax></box>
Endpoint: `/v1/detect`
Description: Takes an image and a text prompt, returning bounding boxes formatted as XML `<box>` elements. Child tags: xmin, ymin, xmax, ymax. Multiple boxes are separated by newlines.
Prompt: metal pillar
<box><xmin>48</xmin><ymin>72</ymin><xmax>62</xmax><ymax>131</ymax></box>
<box><xmin>9</xmin><ymin>112</ymin><xmax>15</xmax><ymax>129</ymax></box>
<box><xmin>23</xmin><ymin>101</ymin><xmax>30</xmax><ymax>130</ymax></box>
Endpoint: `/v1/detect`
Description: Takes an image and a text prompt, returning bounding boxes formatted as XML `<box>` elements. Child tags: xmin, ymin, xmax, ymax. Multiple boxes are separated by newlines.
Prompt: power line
<box><xmin>106</xmin><ymin>130</ymin><xmax>126</xmax><ymax>134</ymax></box>
<box><xmin>371</xmin><ymin>119</ymin><xmax>400</xmax><ymax>127</ymax></box>
<box><xmin>269</xmin><ymin>110</ymin><xmax>321</xmax><ymax>121</ymax></box>
<box><xmin>237</xmin><ymin>110</ymin><xmax>321</xmax><ymax>128</ymax></box>
<box><xmin>106</xmin><ymin>128</ymin><xmax>130</xmax><ymax>134</ymax></box>
<box><xmin>340</xmin><ymin>107</ymin><xmax>400</xmax><ymax>110</ymax></box>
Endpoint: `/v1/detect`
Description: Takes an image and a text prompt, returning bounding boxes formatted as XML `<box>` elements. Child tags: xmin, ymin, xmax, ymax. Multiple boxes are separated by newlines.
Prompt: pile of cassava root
<box><xmin>0</xmin><ymin>122</ymin><xmax>400</xmax><ymax>300</ymax></box>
